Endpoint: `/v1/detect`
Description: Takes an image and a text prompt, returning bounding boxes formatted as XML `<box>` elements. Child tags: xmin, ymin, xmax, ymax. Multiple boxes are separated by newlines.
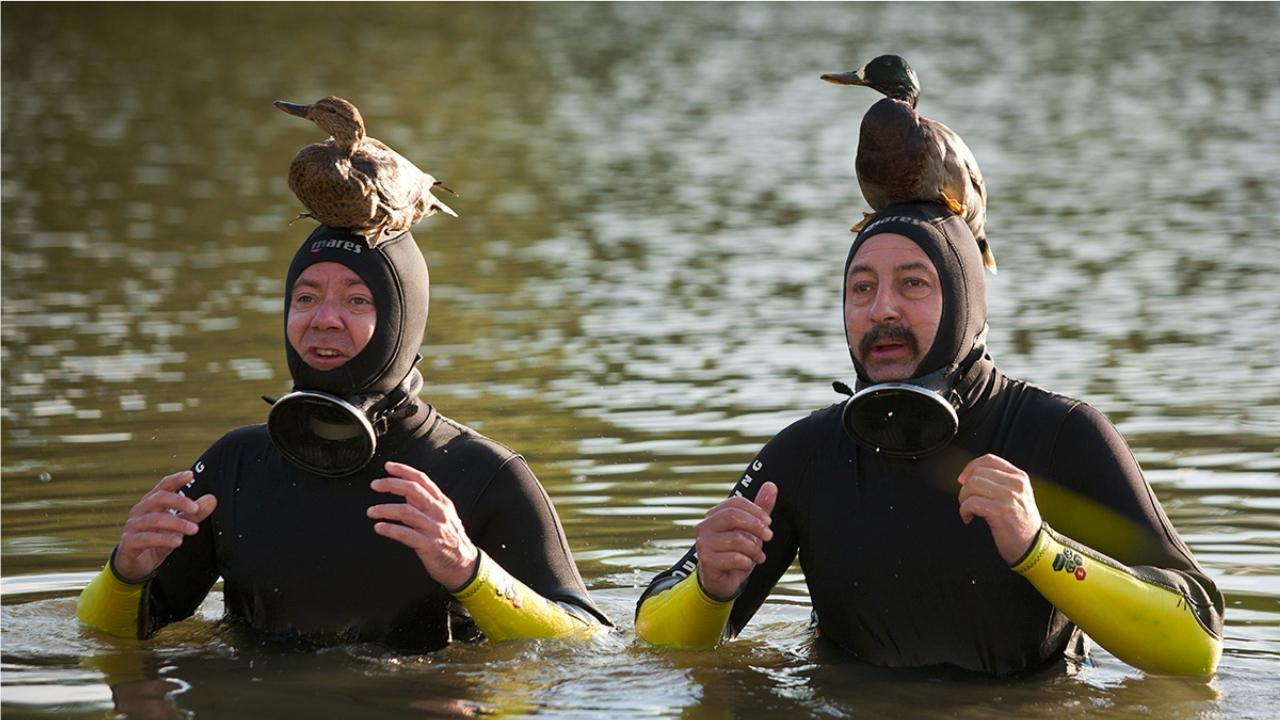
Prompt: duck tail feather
<box><xmin>981</xmin><ymin>243</ymin><xmax>998</xmax><ymax>274</ymax></box>
<box><xmin>431</xmin><ymin>196</ymin><xmax>459</xmax><ymax>218</ymax></box>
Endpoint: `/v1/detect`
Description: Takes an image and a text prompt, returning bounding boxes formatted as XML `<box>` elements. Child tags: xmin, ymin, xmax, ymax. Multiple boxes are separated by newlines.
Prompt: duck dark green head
<box><xmin>821</xmin><ymin>55</ymin><xmax>921</xmax><ymax>108</ymax></box>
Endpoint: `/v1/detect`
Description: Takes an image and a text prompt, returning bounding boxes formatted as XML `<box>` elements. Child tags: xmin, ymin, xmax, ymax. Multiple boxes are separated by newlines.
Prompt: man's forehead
<box><xmin>294</xmin><ymin>261</ymin><xmax>368</xmax><ymax>286</ymax></box>
<box><xmin>849</xmin><ymin>233</ymin><xmax>935</xmax><ymax>273</ymax></box>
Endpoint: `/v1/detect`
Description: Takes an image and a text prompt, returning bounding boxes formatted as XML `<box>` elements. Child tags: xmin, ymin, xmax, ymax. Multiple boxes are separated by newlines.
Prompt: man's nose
<box><xmin>311</xmin><ymin>297</ymin><xmax>344</xmax><ymax>329</ymax></box>
<box><xmin>868</xmin><ymin>285</ymin><xmax>900</xmax><ymax>324</ymax></box>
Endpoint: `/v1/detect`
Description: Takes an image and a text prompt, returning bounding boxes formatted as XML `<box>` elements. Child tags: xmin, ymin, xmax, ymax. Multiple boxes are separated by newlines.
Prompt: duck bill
<box><xmin>272</xmin><ymin>100</ymin><xmax>312</xmax><ymax>118</ymax></box>
<box><xmin>820</xmin><ymin>69</ymin><xmax>868</xmax><ymax>87</ymax></box>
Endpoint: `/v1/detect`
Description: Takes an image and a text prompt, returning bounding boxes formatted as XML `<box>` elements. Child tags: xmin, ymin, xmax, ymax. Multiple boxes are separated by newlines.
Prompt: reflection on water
<box><xmin>3</xmin><ymin>2</ymin><xmax>1279</xmax><ymax>718</ymax></box>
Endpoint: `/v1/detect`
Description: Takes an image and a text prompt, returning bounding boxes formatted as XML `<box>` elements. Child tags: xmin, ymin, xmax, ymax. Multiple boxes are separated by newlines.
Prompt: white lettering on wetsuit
<box><xmin>672</xmin><ymin>458</ymin><xmax>766</xmax><ymax>580</ymax></box>
<box><xmin>311</xmin><ymin>239</ymin><xmax>363</xmax><ymax>254</ymax></box>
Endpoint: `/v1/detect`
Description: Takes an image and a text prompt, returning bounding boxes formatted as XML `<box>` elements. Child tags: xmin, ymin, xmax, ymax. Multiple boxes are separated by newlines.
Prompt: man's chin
<box><xmin>864</xmin><ymin>363</ymin><xmax>919</xmax><ymax>384</ymax></box>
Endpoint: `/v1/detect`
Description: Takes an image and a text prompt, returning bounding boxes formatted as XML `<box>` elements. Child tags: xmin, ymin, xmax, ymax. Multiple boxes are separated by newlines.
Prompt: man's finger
<box><xmin>127</xmin><ymin>512</ymin><xmax>200</xmax><ymax>536</ymax></box>
<box><xmin>753</xmin><ymin>481</ymin><xmax>778</xmax><ymax>515</ymax></box>
<box><xmin>370</xmin><ymin>476</ymin><xmax>448</xmax><ymax>515</ymax></box>
<box><xmin>383</xmin><ymin>462</ymin><xmax>446</xmax><ymax>500</ymax></box>
<box><xmin>701</xmin><ymin>551</ymin><xmax>759</xmax><ymax>575</ymax></box>
<box><xmin>367</xmin><ymin>502</ymin><xmax>436</xmax><ymax>531</ymax></box>
<box><xmin>960</xmin><ymin>473</ymin><xmax>1018</xmax><ymax>504</ymax></box>
<box><xmin>706</xmin><ymin>496</ymin><xmax>773</xmax><ymax>526</ymax></box>
<box><xmin>979</xmin><ymin>453</ymin><xmax>1019</xmax><ymax>472</ymax></box>
<box><xmin>186</xmin><ymin>494</ymin><xmax>218</xmax><ymax>523</ymax></box>
<box><xmin>701</xmin><ymin>530</ymin><xmax>765</xmax><ymax>561</ymax></box>
<box><xmin>959</xmin><ymin>453</ymin><xmax>1018</xmax><ymax>483</ymax></box>
<box><xmin>959</xmin><ymin>495</ymin><xmax>998</xmax><ymax>525</ymax></box>
<box><xmin>371</xmin><ymin>521</ymin><xmax>432</xmax><ymax>553</ymax></box>
<box><xmin>701</xmin><ymin>507</ymin><xmax>773</xmax><ymax>540</ymax></box>
<box><xmin>153</xmin><ymin>470</ymin><xmax>194</xmax><ymax>493</ymax></box>
<box><xmin>120</xmin><ymin>531</ymin><xmax>185</xmax><ymax>551</ymax></box>
<box><xmin>133</xmin><ymin>491</ymin><xmax>200</xmax><ymax>518</ymax></box>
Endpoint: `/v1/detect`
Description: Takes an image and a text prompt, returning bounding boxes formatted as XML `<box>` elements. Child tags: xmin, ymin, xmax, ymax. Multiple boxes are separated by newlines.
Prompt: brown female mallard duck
<box><xmin>273</xmin><ymin>96</ymin><xmax>457</xmax><ymax>246</ymax></box>
<box><xmin>821</xmin><ymin>55</ymin><xmax>995</xmax><ymax>273</ymax></box>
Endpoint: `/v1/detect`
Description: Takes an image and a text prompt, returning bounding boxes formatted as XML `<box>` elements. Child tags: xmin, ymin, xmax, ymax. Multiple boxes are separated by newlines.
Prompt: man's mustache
<box><xmin>859</xmin><ymin>324</ymin><xmax>920</xmax><ymax>360</ymax></box>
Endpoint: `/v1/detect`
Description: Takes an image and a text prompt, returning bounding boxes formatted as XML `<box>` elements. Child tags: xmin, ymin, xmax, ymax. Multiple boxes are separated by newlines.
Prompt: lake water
<box><xmin>2</xmin><ymin>3</ymin><xmax>1278</xmax><ymax>718</ymax></box>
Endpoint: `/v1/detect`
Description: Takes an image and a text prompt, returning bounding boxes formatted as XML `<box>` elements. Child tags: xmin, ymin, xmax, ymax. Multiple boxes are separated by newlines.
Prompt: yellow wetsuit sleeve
<box><xmin>1012</xmin><ymin>525</ymin><xmax>1222</xmax><ymax>676</ymax></box>
<box><xmin>76</xmin><ymin>562</ymin><xmax>144</xmax><ymax>639</ymax></box>
<box><xmin>634</xmin><ymin>570</ymin><xmax>734</xmax><ymax>649</ymax></box>
<box><xmin>450</xmin><ymin>550</ymin><xmax>598</xmax><ymax>641</ymax></box>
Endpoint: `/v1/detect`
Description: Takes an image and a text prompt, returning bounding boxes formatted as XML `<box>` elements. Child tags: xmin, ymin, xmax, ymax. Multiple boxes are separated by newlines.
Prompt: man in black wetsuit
<box><xmin>635</xmin><ymin>203</ymin><xmax>1223</xmax><ymax>677</ymax></box>
<box><xmin>79</xmin><ymin>226</ymin><xmax>609</xmax><ymax>649</ymax></box>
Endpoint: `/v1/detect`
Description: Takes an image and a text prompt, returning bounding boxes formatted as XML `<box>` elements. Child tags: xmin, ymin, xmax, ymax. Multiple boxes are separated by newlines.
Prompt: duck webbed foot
<box><xmin>941</xmin><ymin>193</ymin><xmax>965</xmax><ymax>215</ymax></box>
<box><xmin>849</xmin><ymin>211</ymin><xmax>875</xmax><ymax>233</ymax></box>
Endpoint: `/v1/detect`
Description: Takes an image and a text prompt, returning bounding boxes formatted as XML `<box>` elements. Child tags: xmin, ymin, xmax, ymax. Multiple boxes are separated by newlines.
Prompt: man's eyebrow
<box><xmin>291</xmin><ymin>277</ymin><xmax>370</xmax><ymax>290</ymax></box>
<box><xmin>848</xmin><ymin>261</ymin><xmax>935</xmax><ymax>276</ymax></box>
<box><xmin>894</xmin><ymin>261</ymin><xmax>934</xmax><ymax>275</ymax></box>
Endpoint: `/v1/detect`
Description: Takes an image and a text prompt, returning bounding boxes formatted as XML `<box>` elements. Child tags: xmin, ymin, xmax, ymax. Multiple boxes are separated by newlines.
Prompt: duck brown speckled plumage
<box><xmin>273</xmin><ymin>96</ymin><xmax>457</xmax><ymax>246</ymax></box>
<box><xmin>821</xmin><ymin>55</ymin><xmax>995</xmax><ymax>273</ymax></box>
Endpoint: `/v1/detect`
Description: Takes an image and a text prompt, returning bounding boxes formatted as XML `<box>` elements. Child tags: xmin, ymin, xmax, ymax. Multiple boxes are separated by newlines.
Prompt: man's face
<box><xmin>287</xmin><ymin>262</ymin><xmax>377</xmax><ymax>371</ymax></box>
<box><xmin>844</xmin><ymin>233</ymin><xmax>943</xmax><ymax>382</ymax></box>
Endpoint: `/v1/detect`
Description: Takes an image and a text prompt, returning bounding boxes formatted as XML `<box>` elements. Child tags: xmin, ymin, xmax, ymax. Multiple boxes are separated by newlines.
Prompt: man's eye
<box><xmin>292</xmin><ymin>294</ymin><xmax>315</xmax><ymax>305</ymax></box>
<box><xmin>902</xmin><ymin>278</ymin><xmax>932</xmax><ymax>298</ymax></box>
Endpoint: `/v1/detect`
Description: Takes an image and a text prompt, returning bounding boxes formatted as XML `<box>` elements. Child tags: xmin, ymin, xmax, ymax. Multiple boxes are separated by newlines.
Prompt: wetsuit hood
<box><xmin>283</xmin><ymin>225</ymin><xmax>429</xmax><ymax>396</ymax></box>
<box><xmin>843</xmin><ymin>202</ymin><xmax>990</xmax><ymax>392</ymax></box>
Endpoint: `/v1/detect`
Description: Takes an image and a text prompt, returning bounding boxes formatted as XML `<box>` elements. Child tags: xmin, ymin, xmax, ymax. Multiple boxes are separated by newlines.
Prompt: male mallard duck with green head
<box><xmin>273</xmin><ymin>96</ymin><xmax>457</xmax><ymax>247</ymax></box>
<box><xmin>822</xmin><ymin>55</ymin><xmax>995</xmax><ymax>273</ymax></box>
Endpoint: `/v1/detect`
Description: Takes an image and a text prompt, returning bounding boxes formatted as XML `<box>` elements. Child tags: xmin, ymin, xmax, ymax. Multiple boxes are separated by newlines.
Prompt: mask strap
<box><xmin>950</xmin><ymin>344</ymin><xmax>992</xmax><ymax>411</ymax></box>
<box><xmin>364</xmin><ymin>363</ymin><xmax>424</xmax><ymax>435</ymax></box>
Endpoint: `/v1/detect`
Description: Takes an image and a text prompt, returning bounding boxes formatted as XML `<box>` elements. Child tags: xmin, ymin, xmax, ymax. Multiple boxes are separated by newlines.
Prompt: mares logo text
<box><xmin>1052</xmin><ymin>548</ymin><xmax>1088</xmax><ymax>581</ymax></box>
<box><xmin>310</xmin><ymin>239</ymin><xmax>363</xmax><ymax>254</ymax></box>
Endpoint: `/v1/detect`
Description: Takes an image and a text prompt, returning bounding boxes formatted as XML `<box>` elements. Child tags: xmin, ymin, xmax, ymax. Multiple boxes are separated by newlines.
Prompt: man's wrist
<box><xmin>108</xmin><ymin>546</ymin><xmax>153</xmax><ymax>585</ymax></box>
<box><xmin>1010</xmin><ymin>524</ymin><xmax>1049</xmax><ymax>572</ymax></box>
<box><xmin>443</xmin><ymin>549</ymin><xmax>482</xmax><ymax>594</ymax></box>
<box><xmin>695</xmin><ymin>569</ymin><xmax>741</xmax><ymax>604</ymax></box>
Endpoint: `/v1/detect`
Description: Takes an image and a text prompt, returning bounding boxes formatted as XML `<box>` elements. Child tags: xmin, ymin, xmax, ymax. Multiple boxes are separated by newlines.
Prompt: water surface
<box><xmin>3</xmin><ymin>3</ymin><xmax>1278</xmax><ymax>718</ymax></box>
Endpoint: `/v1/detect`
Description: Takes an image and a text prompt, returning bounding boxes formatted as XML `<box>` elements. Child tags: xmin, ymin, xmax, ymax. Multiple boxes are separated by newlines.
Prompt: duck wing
<box><xmin>920</xmin><ymin>116</ymin><xmax>994</xmax><ymax>272</ymax></box>
<box><xmin>286</xmin><ymin>141</ymin><xmax>379</xmax><ymax>230</ymax></box>
<box><xmin>353</xmin><ymin>137</ymin><xmax>459</xmax><ymax>242</ymax></box>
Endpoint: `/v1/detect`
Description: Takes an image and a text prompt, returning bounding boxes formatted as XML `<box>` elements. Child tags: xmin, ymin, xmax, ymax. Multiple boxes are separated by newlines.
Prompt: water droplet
<box><xmin>38</xmin><ymin>471</ymin><xmax>52</xmax><ymax>482</ymax></box>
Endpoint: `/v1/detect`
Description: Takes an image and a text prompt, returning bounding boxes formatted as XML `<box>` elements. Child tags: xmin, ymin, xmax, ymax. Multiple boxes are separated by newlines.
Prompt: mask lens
<box><xmin>841</xmin><ymin>383</ymin><xmax>958</xmax><ymax>457</ymax></box>
<box><xmin>268</xmin><ymin>391</ymin><xmax>376</xmax><ymax>477</ymax></box>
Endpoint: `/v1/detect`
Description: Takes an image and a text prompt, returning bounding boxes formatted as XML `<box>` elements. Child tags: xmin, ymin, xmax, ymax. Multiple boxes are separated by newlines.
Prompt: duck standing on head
<box><xmin>821</xmin><ymin>55</ymin><xmax>995</xmax><ymax>273</ymax></box>
<box><xmin>273</xmin><ymin>96</ymin><xmax>458</xmax><ymax>247</ymax></box>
